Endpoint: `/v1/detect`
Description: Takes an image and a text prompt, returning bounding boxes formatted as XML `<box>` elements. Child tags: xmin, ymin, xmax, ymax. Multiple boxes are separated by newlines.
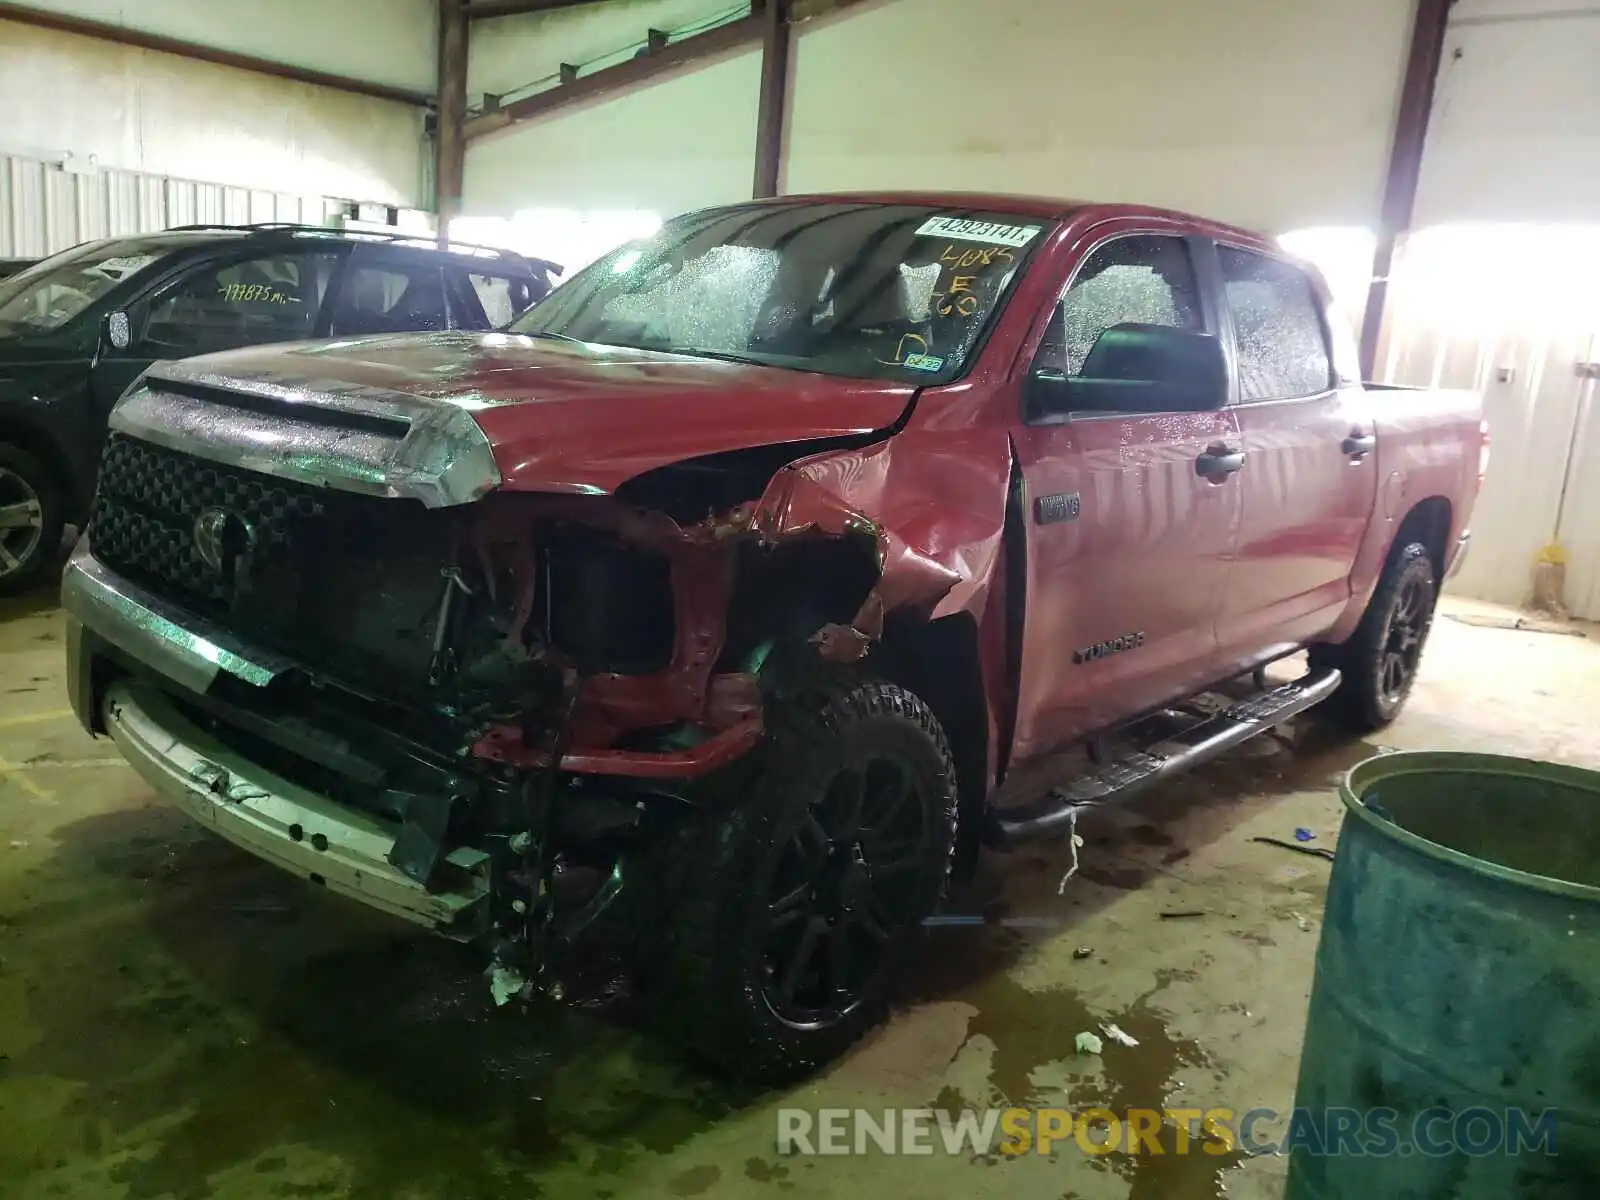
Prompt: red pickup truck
<box><xmin>62</xmin><ymin>193</ymin><xmax>1483</xmax><ymax>1079</ymax></box>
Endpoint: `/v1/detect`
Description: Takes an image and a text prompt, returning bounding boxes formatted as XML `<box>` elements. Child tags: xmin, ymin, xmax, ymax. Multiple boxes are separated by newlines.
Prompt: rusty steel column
<box><xmin>752</xmin><ymin>0</ymin><xmax>791</xmax><ymax>199</ymax></box>
<box><xmin>1360</xmin><ymin>0</ymin><xmax>1454</xmax><ymax>379</ymax></box>
<box><xmin>436</xmin><ymin>0</ymin><xmax>470</xmax><ymax>246</ymax></box>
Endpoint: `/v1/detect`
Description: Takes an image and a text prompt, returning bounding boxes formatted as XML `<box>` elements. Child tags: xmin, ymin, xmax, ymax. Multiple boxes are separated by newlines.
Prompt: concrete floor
<box><xmin>1</xmin><ymin>583</ymin><xmax>1595</xmax><ymax>1200</ymax></box>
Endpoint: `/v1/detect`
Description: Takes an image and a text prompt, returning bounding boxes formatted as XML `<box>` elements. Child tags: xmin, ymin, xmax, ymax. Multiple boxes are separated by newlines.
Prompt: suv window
<box><xmin>0</xmin><ymin>240</ymin><xmax>167</xmax><ymax>335</ymax></box>
<box><xmin>335</xmin><ymin>261</ymin><xmax>449</xmax><ymax>334</ymax></box>
<box><xmin>141</xmin><ymin>251</ymin><xmax>341</xmax><ymax>355</ymax></box>
<box><xmin>1037</xmin><ymin>235</ymin><xmax>1203</xmax><ymax>378</ymax></box>
<box><xmin>458</xmin><ymin>269</ymin><xmax>538</xmax><ymax>328</ymax></box>
<box><xmin>1218</xmin><ymin>245</ymin><xmax>1332</xmax><ymax>401</ymax></box>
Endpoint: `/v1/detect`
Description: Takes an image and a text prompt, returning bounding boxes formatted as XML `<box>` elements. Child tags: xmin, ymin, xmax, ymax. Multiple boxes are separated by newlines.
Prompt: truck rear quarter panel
<box><xmin>1323</xmin><ymin>385</ymin><xmax>1483</xmax><ymax>645</ymax></box>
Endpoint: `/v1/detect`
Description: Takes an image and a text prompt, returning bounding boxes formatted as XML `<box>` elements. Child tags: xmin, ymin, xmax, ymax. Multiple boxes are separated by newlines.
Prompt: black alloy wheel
<box><xmin>0</xmin><ymin>444</ymin><xmax>62</xmax><ymax>595</ymax></box>
<box><xmin>1379</xmin><ymin>571</ymin><xmax>1431</xmax><ymax>703</ymax></box>
<box><xmin>759</xmin><ymin>753</ymin><xmax>933</xmax><ymax>1030</ymax></box>
<box><xmin>1314</xmin><ymin>541</ymin><xmax>1437</xmax><ymax>732</ymax></box>
<box><xmin>637</xmin><ymin>675</ymin><xmax>959</xmax><ymax>1081</ymax></box>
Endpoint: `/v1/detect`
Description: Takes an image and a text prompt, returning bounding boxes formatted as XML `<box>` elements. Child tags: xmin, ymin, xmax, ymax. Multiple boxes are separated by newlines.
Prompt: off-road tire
<box><xmin>1313</xmin><ymin>542</ymin><xmax>1437</xmax><ymax>732</ymax></box>
<box><xmin>635</xmin><ymin>674</ymin><xmax>959</xmax><ymax>1082</ymax></box>
<box><xmin>0</xmin><ymin>443</ymin><xmax>63</xmax><ymax>597</ymax></box>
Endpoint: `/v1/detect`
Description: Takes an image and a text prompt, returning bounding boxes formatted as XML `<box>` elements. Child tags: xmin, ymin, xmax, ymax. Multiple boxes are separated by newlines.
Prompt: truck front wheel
<box><xmin>1314</xmin><ymin>541</ymin><xmax>1437</xmax><ymax>732</ymax></box>
<box><xmin>638</xmin><ymin>675</ymin><xmax>959</xmax><ymax>1081</ymax></box>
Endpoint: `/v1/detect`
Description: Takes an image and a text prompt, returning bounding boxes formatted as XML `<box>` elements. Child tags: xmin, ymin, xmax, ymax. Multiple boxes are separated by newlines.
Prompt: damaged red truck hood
<box><xmin>186</xmin><ymin>333</ymin><xmax>919</xmax><ymax>495</ymax></box>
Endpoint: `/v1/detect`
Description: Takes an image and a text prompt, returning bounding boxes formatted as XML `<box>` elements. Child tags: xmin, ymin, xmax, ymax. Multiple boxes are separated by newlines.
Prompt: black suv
<box><xmin>0</xmin><ymin>224</ymin><xmax>558</xmax><ymax>593</ymax></box>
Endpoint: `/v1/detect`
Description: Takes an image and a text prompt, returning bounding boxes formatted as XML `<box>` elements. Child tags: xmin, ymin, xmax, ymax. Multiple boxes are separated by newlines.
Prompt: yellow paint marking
<box><xmin>0</xmin><ymin>754</ymin><xmax>53</xmax><ymax>802</ymax></box>
<box><xmin>21</xmin><ymin>758</ymin><xmax>130</xmax><ymax>770</ymax></box>
<box><xmin>0</xmin><ymin>708</ymin><xmax>72</xmax><ymax>729</ymax></box>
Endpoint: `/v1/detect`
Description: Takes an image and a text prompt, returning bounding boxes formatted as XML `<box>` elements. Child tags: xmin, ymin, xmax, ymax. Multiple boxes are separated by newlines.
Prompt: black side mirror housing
<box><xmin>1028</xmin><ymin>323</ymin><xmax>1229</xmax><ymax>418</ymax></box>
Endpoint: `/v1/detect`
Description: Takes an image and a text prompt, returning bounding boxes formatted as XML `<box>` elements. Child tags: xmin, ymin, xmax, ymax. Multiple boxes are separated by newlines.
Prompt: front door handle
<box><xmin>1196</xmin><ymin>445</ymin><xmax>1246</xmax><ymax>480</ymax></box>
<box><xmin>1342</xmin><ymin>432</ymin><xmax>1376</xmax><ymax>458</ymax></box>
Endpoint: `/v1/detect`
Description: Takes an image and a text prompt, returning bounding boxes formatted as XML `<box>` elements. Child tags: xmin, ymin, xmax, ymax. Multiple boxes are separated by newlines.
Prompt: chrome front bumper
<box><xmin>1445</xmin><ymin>530</ymin><xmax>1472</xmax><ymax>580</ymax></box>
<box><xmin>62</xmin><ymin>538</ymin><xmax>291</xmax><ymax>711</ymax></box>
<box><xmin>62</xmin><ymin>541</ymin><xmax>490</xmax><ymax>934</ymax></box>
<box><xmin>101</xmin><ymin>679</ymin><xmax>490</xmax><ymax>933</ymax></box>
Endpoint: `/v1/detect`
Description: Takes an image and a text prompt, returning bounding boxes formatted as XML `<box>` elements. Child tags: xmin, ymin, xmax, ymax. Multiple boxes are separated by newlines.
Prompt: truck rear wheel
<box><xmin>0</xmin><ymin>443</ymin><xmax>62</xmax><ymax>597</ymax></box>
<box><xmin>1314</xmin><ymin>542</ymin><xmax>1437</xmax><ymax>732</ymax></box>
<box><xmin>637</xmin><ymin>675</ymin><xmax>959</xmax><ymax>1081</ymax></box>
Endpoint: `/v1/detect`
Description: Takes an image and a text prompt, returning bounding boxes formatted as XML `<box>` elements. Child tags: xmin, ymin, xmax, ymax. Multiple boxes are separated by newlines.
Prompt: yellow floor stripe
<box><xmin>0</xmin><ymin>708</ymin><xmax>72</xmax><ymax>729</ymax></box>
<box><xmin>22</xmin><ymin>758</ymin><xmax>128</xmax><ymax>770</ymax></box>
<box><xmin>0</xmin><ymin>755</ymin><xmax>54</xmax><ymax>802</ymax></box>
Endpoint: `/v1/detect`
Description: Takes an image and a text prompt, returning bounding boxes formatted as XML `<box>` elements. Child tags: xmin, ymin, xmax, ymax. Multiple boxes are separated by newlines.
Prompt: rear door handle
<box><xmin>1195</xmin><ymin>445</ymin><xmax>1246</xmax><ymax>480</ymax></box>
<box><xmin>1342</xmin><ymin>432</ymin><xmax>1376</xmax><ymax>457</ymax></box>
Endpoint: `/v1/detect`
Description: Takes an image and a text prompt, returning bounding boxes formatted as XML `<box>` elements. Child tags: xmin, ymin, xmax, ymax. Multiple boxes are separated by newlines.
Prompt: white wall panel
<box><xmin>0</xmin><ymin>151</ymin><xmax>342</xmax><ymax>258</ymax></box>
<box><xmin>464</xmin><ymin>47</ymin><xmax>762</xmax><ymax>217</ymax></box>
<box><xmin>462</xmin><ymin>0</ymin><xmax>1412</xmax><ymax>236</ymax></box>
<box><xmin>1414</xmin><ymin>2</ymin><xmax>1600</xmax><ymax>224</ymax></box>
<box><xmin>0</xmin><ymin>18</ymin><xmax>425</xmax><ymax>207</ymax></box>
<box><xmin>2</xmin><ymin>0</ymin><xmax>436</xmax><ymax>93</ymax></box>
<box><xmin>786</xmin><ymin>0</ymin><xmax>1411</xmax><ymax>233</ymax></box>
<box><xmin>1379</xmin><ymin>227</ymin><xmax>1600</xmax><ymax>617</ymax></box>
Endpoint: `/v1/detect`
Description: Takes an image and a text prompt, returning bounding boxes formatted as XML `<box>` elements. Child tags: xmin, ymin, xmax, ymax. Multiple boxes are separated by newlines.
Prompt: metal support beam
<box><xmin>436</xmin><ymin>0</ymin><xmax>470</xmax><ymax>244</ymax></box>
<box><xmin>1360</xmin><ymin>0</ymin><xmax>1454</xmax><ymax>378</ymax></box>
<box><xmin>463</xmin><ymin>0</ymin><xmax>873</xmax><ymax>144</ymax></box>
<box><xmin>0</xmin><ymin>1</ymin><xmax>429</xmax><ymax>106</ymax></box>
<box><xmin>465</xmin><ymin>0</ymin><xmax>604</xmax><ymax>18</ymax></box>
<box><xmin>465</xmin><ymin>12</ymin><xmax>765</xmax><ymax>141</ymax></box>
<box><xmin>753</xmin><ymin>0</ymin><xmax>792</xmax><ymax>198</ymax></box>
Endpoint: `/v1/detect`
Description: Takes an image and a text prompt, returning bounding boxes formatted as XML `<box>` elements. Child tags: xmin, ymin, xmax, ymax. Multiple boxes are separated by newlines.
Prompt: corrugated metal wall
<box><xmin>1380</xmin><ymin>230</ymin><xmax>1600</xmax><ymax>620</ymax></box>
<box><xmin>0</xmin><ymin>151</ymin><xmax>344</xmax><ymax>258</ymax></box>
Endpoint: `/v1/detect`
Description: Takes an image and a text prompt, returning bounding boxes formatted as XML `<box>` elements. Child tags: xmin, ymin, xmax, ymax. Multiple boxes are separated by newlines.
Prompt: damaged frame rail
<box><xmin>442</xmin><ymin>444</ymin><xmax>971</xmax><ymax>779</ymax></box>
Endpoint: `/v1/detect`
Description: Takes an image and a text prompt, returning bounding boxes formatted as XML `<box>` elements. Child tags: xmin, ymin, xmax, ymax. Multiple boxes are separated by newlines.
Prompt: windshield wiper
<box><xmin>649</xmin><ymin>346</ymin><xmax>758</xmax><ymax>366</ymax></box>
<box><xmin>520</xmin><ymin>329</ymin><xmax>582</xmax><ymax>343</ymax></box>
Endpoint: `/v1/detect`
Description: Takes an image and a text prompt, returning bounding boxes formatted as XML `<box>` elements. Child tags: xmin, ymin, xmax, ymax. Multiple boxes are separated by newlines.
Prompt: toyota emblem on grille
<box><xmin>193</xmin><ymin>507</ymin><xmax>257</xmax><ymax>578</ymax></box>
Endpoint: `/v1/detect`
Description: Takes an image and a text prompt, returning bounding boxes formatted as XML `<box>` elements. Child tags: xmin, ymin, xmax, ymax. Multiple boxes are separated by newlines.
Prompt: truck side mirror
<box><xmin>1027</xmin><ymin>324</ymin><xmax>1229</xmax><ymax>418</ymax></box>
<box><xmin>105</xmin><ymin>310</ymin><xmax>132</xmax><ymax>351</ymax></box>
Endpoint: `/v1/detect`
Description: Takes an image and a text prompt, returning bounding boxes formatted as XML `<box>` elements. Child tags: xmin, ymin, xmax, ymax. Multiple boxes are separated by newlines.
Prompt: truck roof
<box><xmin>749</xmin><ymin>190</ymin><xmax>1276</xmax><ymax>250</ymax></box>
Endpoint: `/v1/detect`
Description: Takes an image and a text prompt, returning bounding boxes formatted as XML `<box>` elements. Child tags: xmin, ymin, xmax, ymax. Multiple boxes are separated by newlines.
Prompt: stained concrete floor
<box><xmin>0</xmin><ymin>582</ymin><xmax>1595</xmax><ymax>1200</ymax></box>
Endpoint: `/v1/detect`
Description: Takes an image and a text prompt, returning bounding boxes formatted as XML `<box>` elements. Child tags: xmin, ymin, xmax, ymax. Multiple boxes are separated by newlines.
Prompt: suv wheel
<box><xmin>636</xmin><ymin>675</ymin><xmax>959</xmax><ymax>1082</ymax></box>
<box><xmin>1313</xmin><ymin>542</ymin><xmax>1437</xmax><ymax>732</ymax></box>
<box><xmin>0</xmin><ymin>444</ymin><xmax>62</xmax><ymax>596</ymax></box>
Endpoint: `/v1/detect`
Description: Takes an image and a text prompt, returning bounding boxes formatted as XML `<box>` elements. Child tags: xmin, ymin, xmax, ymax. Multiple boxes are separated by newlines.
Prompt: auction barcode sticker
<box><xmin>914</xmin><ymin>217</ymin><xmax>1042</xmax><ymax>248</ymax></box>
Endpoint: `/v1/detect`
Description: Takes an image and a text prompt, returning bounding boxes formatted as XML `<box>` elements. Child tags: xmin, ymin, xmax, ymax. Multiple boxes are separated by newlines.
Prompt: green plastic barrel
<box><xmin>1286</xmin><ymin>752</ymin><xmax>1600</xmax><ymax>1197</ymax></box>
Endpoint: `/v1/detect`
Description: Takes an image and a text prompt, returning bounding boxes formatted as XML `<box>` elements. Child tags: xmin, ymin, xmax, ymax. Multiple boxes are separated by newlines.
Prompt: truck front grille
<box><xmin>91</xmin><ymin>435</ymin><xmax>325</xmax><ymax>606</ymax></box>
<box><xmin>89</xmin><ymin>434</ymin><xmax>458</xmax><ymax>692</ymax></box>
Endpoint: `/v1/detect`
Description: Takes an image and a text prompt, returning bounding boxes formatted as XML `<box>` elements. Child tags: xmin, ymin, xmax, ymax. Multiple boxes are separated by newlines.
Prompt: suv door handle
<box><xmin>1342</xmin><ymin>432</ymin><xmax>1376</xmax><ymax>458</ymax></box>
<box><xmin>1195</xmin><ymin>445</ymin><xmax>1246</xmax><ymax>479</ymax></box>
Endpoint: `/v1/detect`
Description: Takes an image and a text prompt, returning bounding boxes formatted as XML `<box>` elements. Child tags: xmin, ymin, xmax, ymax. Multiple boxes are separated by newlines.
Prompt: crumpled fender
<box><xmin>750</xmin><ymin>427</ymin><xmax>1015</xmax><ymax>657</ymax></box>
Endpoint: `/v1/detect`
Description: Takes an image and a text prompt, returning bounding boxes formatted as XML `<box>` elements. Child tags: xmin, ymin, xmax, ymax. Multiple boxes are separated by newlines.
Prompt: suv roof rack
<box><xmin>161</xmin><ymin>222</ymin><xmax>542</xmax><ymax>269</ymax></box>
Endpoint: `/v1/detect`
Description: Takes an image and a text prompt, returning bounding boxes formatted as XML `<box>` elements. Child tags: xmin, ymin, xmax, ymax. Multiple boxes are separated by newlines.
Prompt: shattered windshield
<box><xmin>0</xmin><ymin>239</ymin><xmax>170</xmax><ymax>335</ymax></box>
<box><xmin>512</xmin><ymin>203</ymin><xmax>1050</xmax><ymax>383</ymax></box>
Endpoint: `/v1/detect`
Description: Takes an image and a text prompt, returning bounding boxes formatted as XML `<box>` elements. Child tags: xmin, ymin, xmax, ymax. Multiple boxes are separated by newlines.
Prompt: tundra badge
<box><xmin>1073</xmin><ymin>632</ymin><xmax>1146</xmax><ymax>665</ymax></box>
<box><xmin>1034</xmin><ymin>492</ymin><xmax>1081</xmax><ymax>525</ymax></box>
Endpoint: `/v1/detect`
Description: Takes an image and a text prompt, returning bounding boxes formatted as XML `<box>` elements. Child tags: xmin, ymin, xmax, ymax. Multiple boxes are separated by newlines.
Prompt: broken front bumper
<box><xmin>62</xmin><ymin>540</ymin><xmax>491</xmax><ymax>935</ymax></box>
<box><xmin>98</xmin><ymin>677</ymin><xmax>491</xmax><ymax>933</ymax></box>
